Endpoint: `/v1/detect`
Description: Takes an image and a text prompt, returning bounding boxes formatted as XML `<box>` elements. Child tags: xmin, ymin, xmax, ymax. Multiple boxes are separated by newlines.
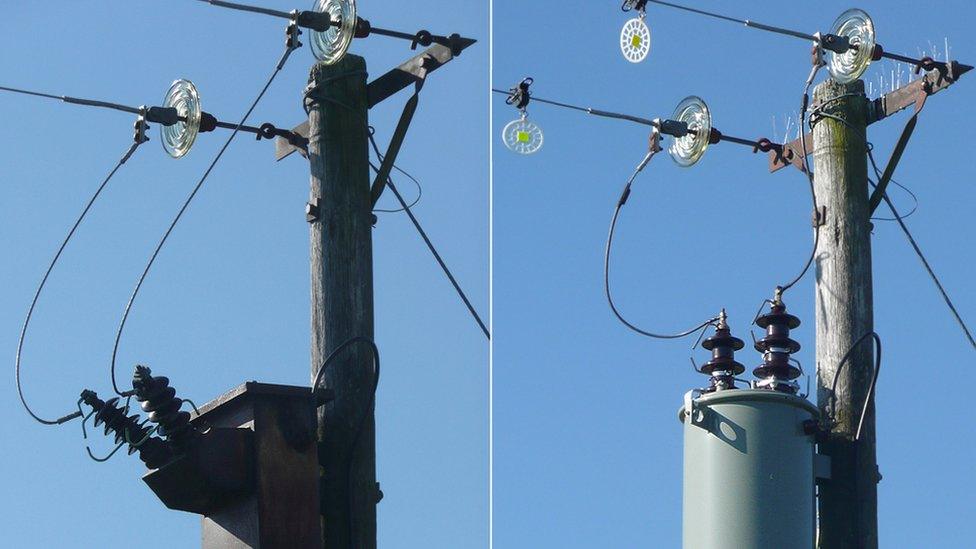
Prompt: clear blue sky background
<box><xmin>0</xmin><ymin>1</ymin><xmax>487</xmax><ymax>547</ymax></box>
<box><xmin>493</xmin><ymin>1</ymin><xmax>973</xmax><ymax>547</ymax></box>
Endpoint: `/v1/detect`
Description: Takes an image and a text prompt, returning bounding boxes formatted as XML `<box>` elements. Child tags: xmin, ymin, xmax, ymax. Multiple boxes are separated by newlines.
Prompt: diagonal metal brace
<box><xmin>767</xmin><ymin>64</ymin><xmax>970</xmax><ymax>173</ymax></box>
<box><xmin>275</xmin><ymin>41</ymin><xmax>475</xmax><ymax>161</ymax></box>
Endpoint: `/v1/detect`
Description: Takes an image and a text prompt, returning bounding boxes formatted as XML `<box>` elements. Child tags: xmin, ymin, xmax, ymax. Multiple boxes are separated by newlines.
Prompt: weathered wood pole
<box><xmin>307</xmin><ymin>54</ymin><xmax>377</xmax><ymax>549</ymax></box>
<box><xmin>812</xmin><ymin>78</ymin><xmax>878</xmax><ymax>548</ymax></box>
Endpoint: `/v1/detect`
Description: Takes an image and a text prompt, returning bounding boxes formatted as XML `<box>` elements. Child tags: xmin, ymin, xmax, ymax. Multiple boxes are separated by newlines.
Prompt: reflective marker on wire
<box><xmin>501</xmin><ymin>78</ymin><xmax>543</xmax><ymax>155</ymax></box>
<box><xmin>620</xmin><ymin>7</ymin><xmax>651</xmax><ymax>63</ymax></box>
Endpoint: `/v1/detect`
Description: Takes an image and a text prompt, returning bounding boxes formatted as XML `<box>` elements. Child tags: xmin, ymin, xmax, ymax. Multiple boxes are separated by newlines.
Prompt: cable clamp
<box><xmin>505</xmin><ymin>77</ymin><xmax>532</xmax><ymax>112</ymax></box>
<box><xmin>621</xmin><ymin>0</ymin><xmax>648</xmax><ymax>14</ymax></box>
<box><xmin>133</xmin><ymin>111</ymin><xmax>150</xmax><ymax>145</ymax></box>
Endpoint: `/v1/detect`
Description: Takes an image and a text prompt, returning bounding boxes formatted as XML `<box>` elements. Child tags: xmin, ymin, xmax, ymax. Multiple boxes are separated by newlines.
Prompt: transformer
<box><xmin>680</xmin><ymin>303</ymin><xmax>819</xmax><ymax>548</ymax></box>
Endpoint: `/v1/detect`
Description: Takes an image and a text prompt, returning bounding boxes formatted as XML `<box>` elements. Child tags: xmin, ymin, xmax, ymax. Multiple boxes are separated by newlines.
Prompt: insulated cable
<box><xmin>604</xmin><ymin>147</ymin><xmax>720</xmax><ymax>340</ymax></box>
<box><xmin>109</xmin><ymin>52</ymin><xmax>290</xmax><ymax>395</ymax></box>
<box><xmin>16</xmin><ymin>138</ymin><xmax>145</xmax><ymax>425</ymax></box>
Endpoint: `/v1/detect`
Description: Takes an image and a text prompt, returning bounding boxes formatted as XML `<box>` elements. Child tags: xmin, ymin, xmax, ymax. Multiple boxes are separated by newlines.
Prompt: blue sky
<box><xmin>492</xmin><ymin>1</ymin><xmax>973</xmax><ymax>547</ymax></box>
<box><xmin>0</xmin><ymin>1</ymin><xmax>487</xmax><ymax>547</ymax></box>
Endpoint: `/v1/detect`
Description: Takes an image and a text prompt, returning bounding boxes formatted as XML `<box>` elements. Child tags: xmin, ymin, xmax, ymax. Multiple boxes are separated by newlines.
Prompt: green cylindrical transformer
<box><xmin>678</xmin><ymin>389</ymin><xmax>818</xmax><ymax>549</ymax></box>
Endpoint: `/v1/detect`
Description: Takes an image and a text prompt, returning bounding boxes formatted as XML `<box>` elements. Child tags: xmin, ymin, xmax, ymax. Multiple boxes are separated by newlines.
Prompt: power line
<box><xmin>867</xmin><ymin>148</ymin><xmax>976</xmax><ymax>350</ymax></box>
<box><xmin>492</xmin><ymin>86</ymin><xmax>772</xmax><ymax>150</ymax></box>
<box><xmin>368</xmin><ymin>131</ymin><xmax>490</xmax><ymax>340</ymax></box>
<box><xmin>15</xmin><ymin>138</ymin><xmax>145</xmax><ymax>425</ymax></box>
<box><xmin>0</xmin><ymin>85</ymin><xmax>143</xmax><ymax>115</ymax></box>
<box><xmin>492</xmin><ymin>88</ymin><xmax>655</xmax><ymax>126</ymax></box>
<box><xmin>777</xmin><ymin>62</ymin><xmax>824</xmax><ymax>296</ymax></box>
<box><xmin>604</xmin><ymin>148</ymin><xmax>719</xmax><ymax>340</ymax></box>
<box><xmin>109</xmin><ymin>51</ymin><xmax>291</xmax><ymax>396</ymax></box>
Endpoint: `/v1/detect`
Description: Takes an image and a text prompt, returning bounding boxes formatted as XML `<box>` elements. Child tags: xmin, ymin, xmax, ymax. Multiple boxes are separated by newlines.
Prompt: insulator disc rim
<box><xmin>827</xmin><ymin>8</ymin><xmax>876</xmax><ymax>84</ymax></box>
<box><xmin>160</xmin><ymin>79</ymin><xmax>202</xmax><ymax>159</ymax></box>
<box><xmin>668</xmin><ymin>95</ymin><xmax>711</xmax><ymax>167</ymax></box>
<box><xmin>310</xmin><ymin>0</ymin><xmax>357</xmax><ymax>65</ymax></box>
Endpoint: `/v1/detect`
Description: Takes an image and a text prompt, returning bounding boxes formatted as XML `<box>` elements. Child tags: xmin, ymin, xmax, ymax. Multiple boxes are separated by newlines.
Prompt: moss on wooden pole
<box><xmin>812</xmin><ymin>78</ymin><xmax>878</xmax><ymax>549</ymax></box>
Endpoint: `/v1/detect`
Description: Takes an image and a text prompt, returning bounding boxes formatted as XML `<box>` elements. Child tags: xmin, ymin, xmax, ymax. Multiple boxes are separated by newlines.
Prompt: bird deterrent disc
<box><xmin>502</xmin><ymin>118</ymin><xmax>543</xmax><ymax>155</ymax></box>
<box><xmin>310</xmin><ymin>0</ymin><xmax>357</xmax><ymax>64</ymax></box>
<box><xmin>668</xmin><ymin>96</ymin><xmax>711</xmax><ymax>167</ymax></box>
<box><xmin>620</xmin><ymin>17</ymin><xmax>651</xmax><ymax>63</ymax></box>
<box><xmin>160</xmin><ymin>79</ymin><xmax>202</xmax><ymax>159</ymax></box>
<box><xmin>827</xmin><ymin>8</ymin><xmax>876</xmax><ymax>84</ymax></box>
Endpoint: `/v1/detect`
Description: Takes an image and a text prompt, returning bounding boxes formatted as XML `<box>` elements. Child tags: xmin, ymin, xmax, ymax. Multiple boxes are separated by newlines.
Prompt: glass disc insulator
<box><xmin>310</xmin><ymin>0</ymin><xmax>357</xmax><ymax>64</ymax></box>
<box><xmin>620</xmin><ymin>17</ymin><xmax>651</xmax><ymax>63</ymax></box>
<box><xmin>668</xmin><ymin>96</ymin><xmax>711</xmax><ymax>167</ymax></box>
<box><xmin>160</xmin><ymin>79</ymin><xmax>202</xmax><ymax>159</ymax></box>
<box><xmin>502</xmin><ymin>118</ymin><xmax>543</xmax><ymax>155</ymax></box>
<box><xmin>827</xmin><ymin>8</ymin><xmax>876</xmax><ymax>84</ymax></box>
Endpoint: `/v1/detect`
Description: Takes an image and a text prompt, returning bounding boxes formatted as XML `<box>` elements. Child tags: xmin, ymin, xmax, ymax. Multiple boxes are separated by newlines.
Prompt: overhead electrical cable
<box><xmin>866</xmin><ymin>149</ymin><xmax>975</xmax><ymax>350</ymax></box>
<box><xmin>367</xmin><ymin>131</ymin><xmax>490</xmax><ymax>340</ymax></box>
<box><xmin>604</xmin><ymin>147</ymin><xmax>720</xmax><ymax>340</ymax></box>
<box><xmin>15</xmin><ymin>138</ymin><xmax>146</xmax><ymax>425</ymax></box>
<box><xmin>109</xmin><ymin>53</ymin><xmax>290</xmax><ymax>396</ymax></box>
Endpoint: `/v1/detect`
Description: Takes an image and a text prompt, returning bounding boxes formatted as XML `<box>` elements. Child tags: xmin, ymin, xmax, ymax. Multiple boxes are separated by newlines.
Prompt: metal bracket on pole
<box><xmin>766</xmin><ymin>64</ymin><xmax>970</xmax><ymax>174</ymax></box>
<box><xmin>274</xmin><ymin>41</ymin><xmax>476</xmax><ymax>162</ymax></box>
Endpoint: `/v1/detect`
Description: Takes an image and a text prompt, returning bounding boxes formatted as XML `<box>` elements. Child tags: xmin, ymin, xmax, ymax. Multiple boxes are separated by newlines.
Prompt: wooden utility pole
<box><xmin>307</xmin><ymin>54</ymin><xmax>377</xmax><ymax>549</ymax></box>
<box><xmin>812</xmin><ymin>78</ymin><xmax>877</xmax><ymax>548</ymax></box>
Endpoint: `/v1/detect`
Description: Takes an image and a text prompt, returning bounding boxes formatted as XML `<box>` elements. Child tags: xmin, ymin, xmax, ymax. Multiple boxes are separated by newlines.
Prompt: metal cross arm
<box><xmin>767</xmin><ymin>63</ymin><xmax>971</xmax><ymax>173</ymax></box>
<box><xmin>275</xmin><ymin>41</ymin><xmax>475</xmax><ymax>161</ymax></box>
